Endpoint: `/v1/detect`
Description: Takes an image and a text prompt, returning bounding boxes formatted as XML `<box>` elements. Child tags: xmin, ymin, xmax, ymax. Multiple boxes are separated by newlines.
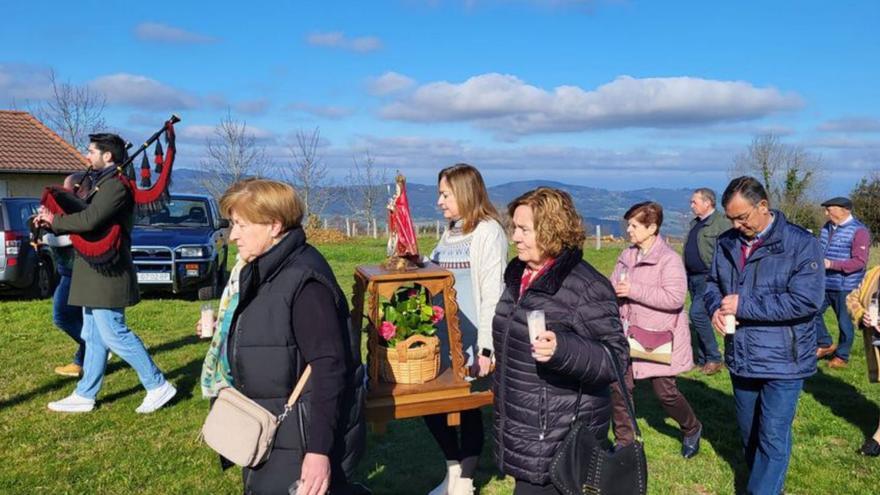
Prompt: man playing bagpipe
<box><xmin>34</xmin><ymin>132</ymin><xmax>176</xmax><ymax>414</ymax></box>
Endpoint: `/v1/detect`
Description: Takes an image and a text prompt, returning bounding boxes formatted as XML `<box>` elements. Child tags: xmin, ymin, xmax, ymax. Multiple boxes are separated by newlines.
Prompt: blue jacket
<box><xmin>704</xmin><ymin>211</ymin><xmax>824</xmax><ymax>379</ymax></box>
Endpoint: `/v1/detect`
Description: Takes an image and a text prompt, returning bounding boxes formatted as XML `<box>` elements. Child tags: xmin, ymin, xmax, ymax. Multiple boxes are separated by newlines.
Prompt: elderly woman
<box><xmin>425</xmin><ymin>164</ymin><xmax>508</xmax><ymax>495</ymax></box>
<box><xmin>609</xmin><ymin>201</ymin><xmax>702</xmax><ymax>458</ymax></box>
<box><xmin>200</xmin><ymin>179</ymin><xmax>365</xmax><ymax>495</ymax></box>
<box><xmin>492</xmin><ymin>187</ymin><xmax>629</xmax><ymax>495</ymax></box>
<box><xmin>846</xmin><ymin>264</ymin><xmax>880</xmax><ymax>456</ymax></box>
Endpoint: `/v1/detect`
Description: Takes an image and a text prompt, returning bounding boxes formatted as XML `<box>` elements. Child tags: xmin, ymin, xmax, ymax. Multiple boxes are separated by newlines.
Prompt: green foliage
<box><xmin>377</xmin><ymin>286</ymin><xmax>443</xmax><ymax>346</ymax></box>
<box><xmin>852</xmin><ymin>173</ymin><xmax>880</xmax><ymax>241</ymax></box>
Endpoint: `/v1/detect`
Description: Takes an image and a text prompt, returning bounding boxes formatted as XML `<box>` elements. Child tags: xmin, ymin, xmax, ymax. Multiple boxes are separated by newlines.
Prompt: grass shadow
<box><xmin>803</xmin><ymin>368</ymin><xmax>880</xmax><ymax>439</ymax></box>
<box><xmin>631</xmin><ymin>376</ymin><xmax>750</xmax><ymax>494</ymax></box>
<box><xmin>100</xmin><ymin>357</ymin><xmax>202</xmax><ymax>406</ymax></box>
<box><xmin>0</xmin><ymin>334</ymin><xmax>201</xmax><ymax>410</ymax></box>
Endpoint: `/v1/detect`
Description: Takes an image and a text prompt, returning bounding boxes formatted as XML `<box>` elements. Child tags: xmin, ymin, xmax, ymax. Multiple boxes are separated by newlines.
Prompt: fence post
<box><xmin>372</xmin><ymin>219</ymin><xmax>378</xmax><ymax>239</ymax></box>
<box><xmin>595</xmin><ymin>225</ymin><xmax>601</xmax><ymax>250</ymax></box>
<box><xmin>353</xmin><ymin>222</ymin><xmax>358</xmax><ymax>237</ymax></box>
<box><xmin>436</xmin><ymin>220</ymin><xmax>441</xmax><ymax>240</ymax></box>
<box><xmin>323</xmin><ymin>218</ymin><xmax>328</xmax><ymax>229</ymax></box>
<box><xmin>345</xmin><ymin>217</ymin><xmax>351</xmax><ymax>237</ymax></box>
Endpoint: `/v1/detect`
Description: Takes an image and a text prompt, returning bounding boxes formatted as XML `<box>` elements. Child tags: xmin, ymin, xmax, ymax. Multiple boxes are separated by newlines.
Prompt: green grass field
<box><xmin>1</xmin><ymin>237</ymin><xmax>879</xmax><ymax>494</ymax></box>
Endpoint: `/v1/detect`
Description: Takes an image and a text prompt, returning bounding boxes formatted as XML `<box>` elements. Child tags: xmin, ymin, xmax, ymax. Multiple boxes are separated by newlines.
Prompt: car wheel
<box><xmin>28</xmin><ymin>258</ymin><xmax>54</xmax><ymax>299</ymax></box>
<box><xmin>198</xmin><ymin>258</ymin><xmax>222</xmax><ymax>301</ymax></box>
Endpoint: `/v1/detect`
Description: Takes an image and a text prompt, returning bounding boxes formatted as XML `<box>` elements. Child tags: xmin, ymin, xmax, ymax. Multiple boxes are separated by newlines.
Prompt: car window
<box><xmin>3</xmin><ymin>201</ymin><xmax>38</xmax><ymax>231</ymax></box>
<box><xmin>135</xmin><ymin>199</ymin><xmax>211</xmax><ymax>227</ymax></box>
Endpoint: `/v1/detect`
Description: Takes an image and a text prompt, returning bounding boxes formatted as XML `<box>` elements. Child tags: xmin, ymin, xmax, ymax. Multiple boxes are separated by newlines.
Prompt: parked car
<box><xmin>0</xmin><ymin>197</ymin><xmax>55</xmax><ymax>298</ymax></box>
<box><xmin>131</xmin><ymin>194</ymin><xmax>229</xmax><ymax>300</ymax></box>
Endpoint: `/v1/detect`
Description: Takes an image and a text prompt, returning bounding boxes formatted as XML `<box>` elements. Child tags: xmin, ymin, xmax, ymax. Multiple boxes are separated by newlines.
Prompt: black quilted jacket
<box><xmin>492</xmin><ymin>248</ymin><xmax>630</xmax><ymax>485</ymax></box>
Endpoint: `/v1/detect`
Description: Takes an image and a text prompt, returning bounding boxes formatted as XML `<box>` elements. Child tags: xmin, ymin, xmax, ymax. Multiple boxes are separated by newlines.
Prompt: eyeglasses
<box><xmin>727</xmin><ymin>206</ymin><xmax>757</xmax><ymax>224</ymax></box>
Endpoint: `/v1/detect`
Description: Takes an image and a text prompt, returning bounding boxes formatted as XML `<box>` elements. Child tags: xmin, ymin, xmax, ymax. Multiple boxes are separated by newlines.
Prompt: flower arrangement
<box><xmin>378</xmin><ymin>286</ymin><xmax>444</xmax><ymax>347</ymax></box>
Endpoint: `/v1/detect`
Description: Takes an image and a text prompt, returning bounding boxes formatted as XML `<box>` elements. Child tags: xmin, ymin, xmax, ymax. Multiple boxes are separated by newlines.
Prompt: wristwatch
<box><xmin>480</xmin><ymin>348</ymin><xmax>493</xmax><ymax>359</ymax></box>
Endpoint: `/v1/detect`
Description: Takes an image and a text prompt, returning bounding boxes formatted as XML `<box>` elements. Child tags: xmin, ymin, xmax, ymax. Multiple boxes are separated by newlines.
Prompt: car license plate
<box><xmin>137</xmin><ymin>272</ymin><xmax>171</xmax><ymax>283</ymax></box>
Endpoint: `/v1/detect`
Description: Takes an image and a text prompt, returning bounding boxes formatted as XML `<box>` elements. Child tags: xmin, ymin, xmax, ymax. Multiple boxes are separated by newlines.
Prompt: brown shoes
<box><xmin>816</xmin><ymin>344</ymin><xmax>838</xmax><ymax>359</ymax></box>
<box><xmin>701</xmin><ymin>362</ymin><xmax>724</xmax><ymax>375</ymax></box>
<box><xmin>828</xmin><ymin>357</ymin><xmax>848</xmax><ymax>369</ymax></box>
<box><xmin>54</xmin><ymin>363</ymin><xmax>83</xmax><ymax>377</ymax></box>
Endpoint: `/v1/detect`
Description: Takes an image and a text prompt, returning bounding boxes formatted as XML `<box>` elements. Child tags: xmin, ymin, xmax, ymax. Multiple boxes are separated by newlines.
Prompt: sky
<box><xmin>2</xmin><ymin>0</ymin><xmax>878</xmax><ymax>196</ymax></box>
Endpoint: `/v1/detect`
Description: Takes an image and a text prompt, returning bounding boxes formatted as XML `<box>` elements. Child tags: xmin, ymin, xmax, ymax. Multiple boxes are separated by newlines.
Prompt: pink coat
<box><xmin>610</xmin><ymin>236</ymin><xmax>694</xmax><ymax>379</ymax></box>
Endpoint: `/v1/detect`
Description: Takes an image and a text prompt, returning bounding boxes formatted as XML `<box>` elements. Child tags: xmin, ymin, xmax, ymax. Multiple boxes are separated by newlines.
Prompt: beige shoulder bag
<box><xmin>201</xmin><ymin>365</ymin><xmax>312</xmax><ymax>467</ymax></box>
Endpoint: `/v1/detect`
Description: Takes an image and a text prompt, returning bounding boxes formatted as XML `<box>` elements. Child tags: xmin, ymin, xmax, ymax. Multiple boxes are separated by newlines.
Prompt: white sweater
<box><xmin>431</xmin><ymin>218</ymin><xmax>508</xmax><ymax>352</ymax></box>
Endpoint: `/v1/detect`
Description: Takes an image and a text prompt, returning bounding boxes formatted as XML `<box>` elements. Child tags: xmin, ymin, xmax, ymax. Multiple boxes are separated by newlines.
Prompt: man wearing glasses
<box><xmin>704</xmin><ymin>176</ymin><xmax>824</xmax><ymax>495</ymax></box>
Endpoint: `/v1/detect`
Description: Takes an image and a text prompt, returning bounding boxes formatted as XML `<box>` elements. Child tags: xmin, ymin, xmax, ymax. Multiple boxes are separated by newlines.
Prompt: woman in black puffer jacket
<box><xmin>492</xmin><ymin>187</ymin><xmax>629</xmax><ymax>495</ymax></box>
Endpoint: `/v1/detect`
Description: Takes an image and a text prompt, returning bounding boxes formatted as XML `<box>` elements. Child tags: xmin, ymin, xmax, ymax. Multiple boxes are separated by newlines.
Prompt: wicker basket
<box><xmin>377</xmin><ymin>334</ymin><xmax>440</xmax><ymax>384</ymax></box>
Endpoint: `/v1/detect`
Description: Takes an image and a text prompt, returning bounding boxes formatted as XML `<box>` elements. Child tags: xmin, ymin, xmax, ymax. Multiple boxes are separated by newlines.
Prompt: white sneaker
<box><xmin>136</xmin><ymin>381</ymin><xmax>177</xmax><ymax>414</ymax></box>
<box><xmin>428</xmin><ymin>461</ymin><xmax>461</xmax><ymax>495</ymax></box>
<box><xmin>48</xmin><ymin>392</ymin><xmax>95</xmax><ymax>413</ymax></box>
<box><xmin>452</xmin><ymin>478</ymin><xmax>474</xmax><ymax>495</ymax></box>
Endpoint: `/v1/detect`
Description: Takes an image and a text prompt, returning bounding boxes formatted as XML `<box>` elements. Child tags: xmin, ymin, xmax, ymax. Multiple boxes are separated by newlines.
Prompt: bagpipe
<box><xmin>36</xmin><ymin>115</ymin><xmax>180</xmax><ymax>272</ymax></box>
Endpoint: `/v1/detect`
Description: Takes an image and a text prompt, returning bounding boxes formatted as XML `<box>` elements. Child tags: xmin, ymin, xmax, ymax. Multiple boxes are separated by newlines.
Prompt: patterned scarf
<box><xmin>200</xmin><ymin>256</ymin><xmax>247</xmax><ymax>398</ymax></box>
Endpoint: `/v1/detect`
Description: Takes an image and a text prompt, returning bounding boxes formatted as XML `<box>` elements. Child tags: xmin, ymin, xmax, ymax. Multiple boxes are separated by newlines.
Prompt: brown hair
<box><xmin>219</xmin><ymin>178</ymin><xmax>304</xmax><ymax>231</ymax></box>
<box><xmin>507</xmin><ymin>187</ymin><xmax>586</xmax><ymax>257</ymax></box>
<box><xmin>438</xmin><ymin>163</ymin><xmax>501</xmax><ymax>234</ymax></box>
<box><xmin>623</xmin><ymin>201</ymin><xmax>663</xmax><ymax>233</ymax></box>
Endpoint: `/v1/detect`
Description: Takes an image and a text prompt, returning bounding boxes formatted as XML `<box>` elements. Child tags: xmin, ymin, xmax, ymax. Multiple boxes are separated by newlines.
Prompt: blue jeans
<box><xmin>731</xmin><ymin>375</ymin><xmax>804</xmax><ymax>495</ymax></box>
<box><xmin>75</xmin><ymin>308</ymin><xmax>166</xmax><ymax>400</ymax></box>
<box><xmin>688</xmin><ymin>274</ymin><xmax>721</xmax><ymax>365</ymax></box>
<box><xmin>52</xmin><ymin>274</ymin><xmax>85</xmax><ymax>366</ymax></box>
<box><xmin>815</xmin><ymin>290</ymin><xmax>855</xmax><ymax>361</ymax></box>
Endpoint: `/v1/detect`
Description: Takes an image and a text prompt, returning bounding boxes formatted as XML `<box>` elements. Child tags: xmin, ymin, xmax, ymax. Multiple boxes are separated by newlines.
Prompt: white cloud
<box><xmin>0</xmin><ymin>63</ymin><xmax>52</xmax><ymax>102</ymax></box>
<box><xmin>284</xmin><ymin>102</ymin><xmax>354</xmax><ymax>119</ymax></box>
<box><xmin>90</xmin><ymin>73</ymin><xmax>199</xmax><ymax>111</ymax></box>
<box><xmin>134</xmin><ymin>22</ymin><xmax>218</xmax><ymax>44</ymax></box>
<box><xmin>381</xmin><ymin>74</ymin><xmax>803</xmax><ymax>137</ymax></box>
<box><xmin>818</xmin><ymin>117</ymin><xmax>880</xmax><ymax>133</ymax></box>
<box><xmin>367</xmin><ymin>72</ymin><xmax>416</xmax><ymax>96</ymax></box>
<box><xmin>306</xmin><ymin>31</ymin><xmax>383</xmax><ymax>53</ymax></box>
<box><xmin>178</xmin><ymin>124</ymin><xmax>276</xmax><ymax>144</ymax></box>
<box><xmin>234</xmin><ymin>98</ymin><xmax>271</xmax><ymax>115</ymax></box>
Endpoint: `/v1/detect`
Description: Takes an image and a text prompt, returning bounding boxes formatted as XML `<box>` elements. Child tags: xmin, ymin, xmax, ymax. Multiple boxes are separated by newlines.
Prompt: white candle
<box><xmin>724</xmin><ymin>314</ymin><xmax>736</xmax><ymax>335</ymax></box>
<box><xmin>200</xmin><ymin>305</ymin><xmax>215</xmax><ymax>338</ymax></box>
<box><xmin>527</xmin><ymin>310</ymin><xmax>545</xmax><ymax>342</ymax></box>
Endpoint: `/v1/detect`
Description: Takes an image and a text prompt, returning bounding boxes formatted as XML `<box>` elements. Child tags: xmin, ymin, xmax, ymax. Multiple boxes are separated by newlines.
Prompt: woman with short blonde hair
<box><xmin>202</xmin><ymin>178</ymin><xmax>365</xmax><ymax>494</ymax></box>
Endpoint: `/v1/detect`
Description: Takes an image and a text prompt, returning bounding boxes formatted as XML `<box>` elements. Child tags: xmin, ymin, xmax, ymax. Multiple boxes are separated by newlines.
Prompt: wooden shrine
<box><xmin>352</xmin><ymin>263</ymin><xmax>493</xmax><ymax>432</ymax></box>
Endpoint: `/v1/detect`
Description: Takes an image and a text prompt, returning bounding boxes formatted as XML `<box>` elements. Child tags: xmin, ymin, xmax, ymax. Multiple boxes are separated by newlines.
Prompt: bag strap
<box><xmin>572</xmin><ymin>343</ymin><xmax>642</xmax><ymax>441</ymax></box>
<box><xmin>277</xmin><ymin>364</ymin><xmax>312</xmax><ymax>422</ymax></box>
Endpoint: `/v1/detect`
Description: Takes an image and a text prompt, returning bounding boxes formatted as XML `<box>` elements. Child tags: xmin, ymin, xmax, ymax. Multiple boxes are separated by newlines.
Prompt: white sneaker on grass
<box><xmin>48</xmin><ymin>392</ymin><xmax>95</xmax><ymax>413</ymax></box>
<box><xmin>136</xmin><ymin>381</ymin><xmax>177</xmax><ymax>414</ymax></box>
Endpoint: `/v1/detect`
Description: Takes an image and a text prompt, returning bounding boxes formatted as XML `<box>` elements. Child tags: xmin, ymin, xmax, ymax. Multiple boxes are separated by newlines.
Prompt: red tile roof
<box><xmin>0</xmin><ymin>110</ymin><xmax>89</xmax><ymax>173</ymax></box>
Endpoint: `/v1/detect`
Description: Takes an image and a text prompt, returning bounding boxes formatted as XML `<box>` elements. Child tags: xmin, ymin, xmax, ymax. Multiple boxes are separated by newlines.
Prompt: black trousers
<box><xmin>423</xmin><ymin>408</ymin><xmax>484</xmax><ymax>460</ymax></box>
<box><xmin>514</xmin><ymin>479</ymin><xmax>562</xmax><ymax>494</ymax></box>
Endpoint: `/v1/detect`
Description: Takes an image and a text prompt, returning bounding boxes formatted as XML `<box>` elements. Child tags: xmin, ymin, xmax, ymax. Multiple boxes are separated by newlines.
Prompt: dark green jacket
<box><xmin>687</xmin><ymin>209</ymin><xmax>731</xmax><ymax>269</ymax></box>
<box><xmin>51</xmin><ymin>171</ymin><xmax>140</xmax><ymax>308</ymax></box>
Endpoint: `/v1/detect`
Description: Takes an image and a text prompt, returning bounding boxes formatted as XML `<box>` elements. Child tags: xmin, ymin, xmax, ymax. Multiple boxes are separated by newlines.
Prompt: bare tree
<box><xmin>281</xmin><ymin>127</ymin><xmax>330</xmax><ymax>220</ymax></box>
<box><xmin>32</xmin><ymin>69</ymin><xmax>107</xmax><ymax>152</ymax></box>
<box><xmin>200</xmin><ymin>110</ymin><xmax>269</xmax><ymax>198</ymax></box>
<box><xmin>345</xmin><ymin>151</ymin><xmax>388</xmax><ymax>229</ymax></box>
<box><xmin>732</xmin><ymin>134</ymin><xmax>824</xmax><ymax>230</ymax></box>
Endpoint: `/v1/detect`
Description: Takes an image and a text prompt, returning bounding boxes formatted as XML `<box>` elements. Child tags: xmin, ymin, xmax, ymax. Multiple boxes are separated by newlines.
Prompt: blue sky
<box><xmin>2</xmin><ymin>0</ymin><xmax>878</xmax><ymax>195</ymax></box>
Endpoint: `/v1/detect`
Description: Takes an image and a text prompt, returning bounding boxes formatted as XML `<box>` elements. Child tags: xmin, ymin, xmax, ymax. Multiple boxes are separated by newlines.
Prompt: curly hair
<box><xmin>507</xmin><ymin>187</ymin><xmax>586</xmax><ymax>257</ymax></box>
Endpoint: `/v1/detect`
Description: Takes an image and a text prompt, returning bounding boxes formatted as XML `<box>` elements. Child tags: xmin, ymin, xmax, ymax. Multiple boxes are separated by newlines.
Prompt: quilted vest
<box><xmin>819</xmin><ymin>218</ymin><xmax>867</xmax><ymax>291</ymax></box>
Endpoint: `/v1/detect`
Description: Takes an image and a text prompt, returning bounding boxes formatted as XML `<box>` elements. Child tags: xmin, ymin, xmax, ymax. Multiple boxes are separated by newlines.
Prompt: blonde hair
<box><xmin>507</xmin><ymin>187</ymin><xmax>586</xmax><ymax>257</ymax></box>
<box><xmin>219</xmin><ymin>178</ymin><xmax>304</xmax><ymax>230</ymax></box>
<box><xmin>438</xmin><ymin>163</ymin><xmax>501</xmax><ymax>234</ymax></box>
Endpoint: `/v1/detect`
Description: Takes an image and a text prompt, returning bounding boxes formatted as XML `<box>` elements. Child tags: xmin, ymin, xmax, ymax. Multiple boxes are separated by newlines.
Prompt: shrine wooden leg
<box><xmin>446</xmin><ymin>412</ymin><xmax>461</xmax><ymax>427</ymax></box>
<box><xmin>443</xmin><ymin>282</ymin><xmax>467</xmax><ymax>381</ymax></box>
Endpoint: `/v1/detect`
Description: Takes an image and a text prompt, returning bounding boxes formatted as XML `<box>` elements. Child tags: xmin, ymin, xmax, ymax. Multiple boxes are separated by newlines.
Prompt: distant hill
<box><xmin>171</xmin><ymin>169</ymin><xmax>694</xmax><ymax>236</ymax></box>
